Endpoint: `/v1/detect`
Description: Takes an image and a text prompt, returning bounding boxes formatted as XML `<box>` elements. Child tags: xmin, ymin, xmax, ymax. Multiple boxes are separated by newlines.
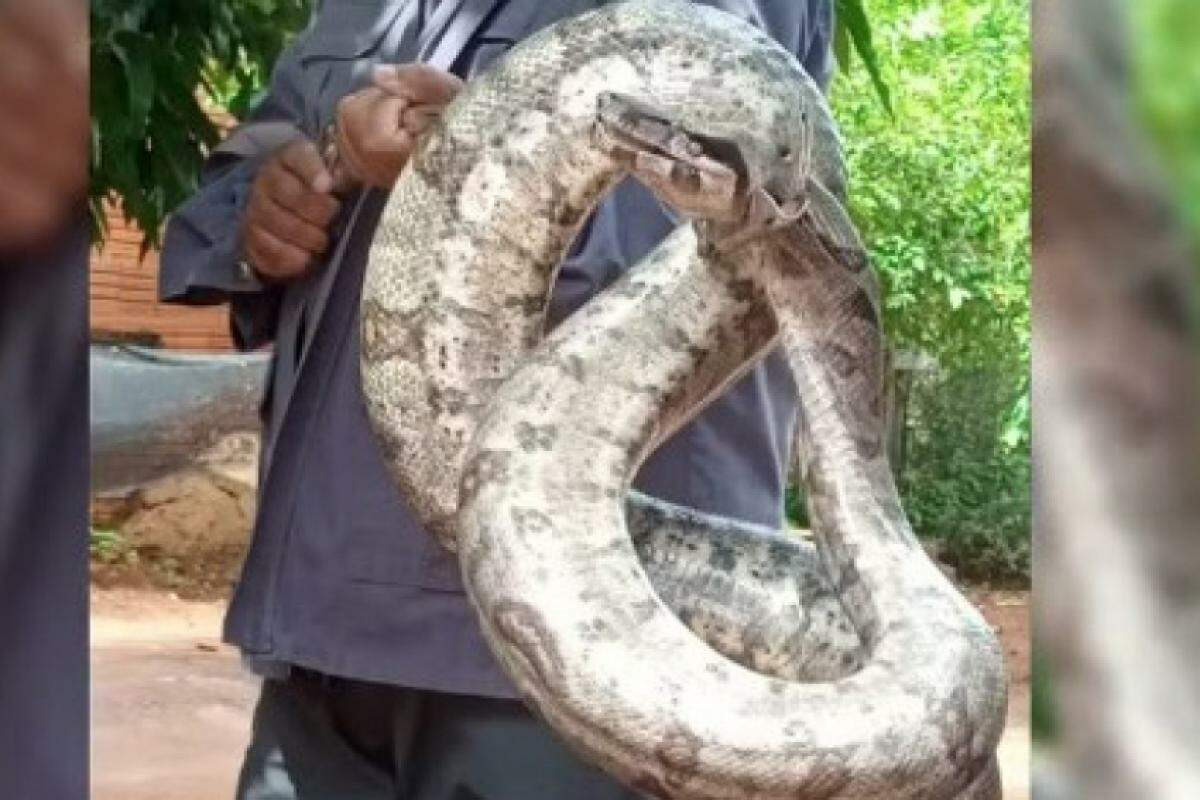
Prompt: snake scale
<box><xmin>356</xmin><ymin>1</ymin><xmax>1008</xmax><ymax>797</ymax></box>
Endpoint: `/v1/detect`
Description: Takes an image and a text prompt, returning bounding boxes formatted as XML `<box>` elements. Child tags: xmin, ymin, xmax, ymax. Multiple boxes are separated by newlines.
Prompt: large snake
<box><xmin>357</xmin><ymin>1</ymin><xmax>1008</xmax><ymax>797</ymax></box>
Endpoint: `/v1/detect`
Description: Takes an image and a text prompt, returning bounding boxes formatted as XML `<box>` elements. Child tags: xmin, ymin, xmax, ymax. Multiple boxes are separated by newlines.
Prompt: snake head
<box><xmin>593</xmin><ymin>91</ymin><xmax>807</xmax><ymax>243</ymax></box>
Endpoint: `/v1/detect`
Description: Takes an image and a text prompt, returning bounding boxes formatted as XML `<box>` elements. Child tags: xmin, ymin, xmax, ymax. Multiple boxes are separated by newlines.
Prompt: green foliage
<box><xmin>90</xmin><ymin>527</ymin><xmax>131</xmax><ymax>564</ymax></box>
<box><xmin>902</xmin><ymin>367</ymin><xmax>1030</xmax><ymax>582</ymax></box>
<box><xmin>835</xmin><ymin>0</ymin><xmax>892</xmax><ymax>115</ymax></box>
<box><xmin>1134</xmin><ymin>0</ymin><xmax>1200</xmax><ymax>247</ymax></box>
<box><xmin>90</xmin><ymin>0</ymin><xmax>312</xmax><ymax>247</ymax></box>
<box><xmin>831</xmin><ymin>0</ymin><xmax>1031</xmax><ymax>582</ymax></box>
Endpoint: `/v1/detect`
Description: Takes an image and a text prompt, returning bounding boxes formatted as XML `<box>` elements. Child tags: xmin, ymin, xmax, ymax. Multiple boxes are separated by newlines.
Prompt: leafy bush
<box><xmin>827</xmin><ymin>0</ymin><xmax>1032</xmax><ymax>583</ymax></box>
<box><xmin>90</xmin><ymin>0</ymin><xmax>312</xmax><ymax>246</ymax></box>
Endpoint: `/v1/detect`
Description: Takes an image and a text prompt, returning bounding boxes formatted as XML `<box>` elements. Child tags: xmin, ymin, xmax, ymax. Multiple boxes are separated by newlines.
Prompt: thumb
<box><xmin>372</xmin><ymin>64</ymin><xmax>411</xmax><ymax>97</ymax></box>
<box><xmin>373</xmin><ymin>63</ymin><xmax>464</xmax><ymax>105</ymax></box>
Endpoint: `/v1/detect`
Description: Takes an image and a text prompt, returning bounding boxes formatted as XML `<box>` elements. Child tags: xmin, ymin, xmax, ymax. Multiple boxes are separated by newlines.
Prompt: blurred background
<box><xmin>1033</xmin><ymin>0</ymin><xmax>1200</xmax><ymax>797</ymax></box>
<box><xmin>0</xmin><ymin>1</ymin><xmax>89</xmax><ymax>798</ymax></box>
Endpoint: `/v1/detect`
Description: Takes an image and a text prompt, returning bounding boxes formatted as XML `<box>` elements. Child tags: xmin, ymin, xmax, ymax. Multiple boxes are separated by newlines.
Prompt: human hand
<box><xmin>241</xmin><ymin>138</ymin><xmax>342</xmax><ymax>283</ymax></box>
<box><xmin>331</xmin><ymin>64</ymin><xmax>464</xmax><ymax>189</ymax></box>
<box><xmin>0</xmin><ymin>0</ymin><xmax>88</xmax><ymax>253</ymax></box>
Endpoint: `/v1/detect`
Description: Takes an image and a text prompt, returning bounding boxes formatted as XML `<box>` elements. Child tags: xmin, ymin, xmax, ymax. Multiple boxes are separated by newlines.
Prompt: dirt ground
<box><xmin>90</xmin><ymin>461</ymin><xmax>1030</xmax><ymax>797</ymax></box>
<box><xmin>91</xmin><ymin>585</ymin><xmax>1031</xmax><ymax>800</ymax></box>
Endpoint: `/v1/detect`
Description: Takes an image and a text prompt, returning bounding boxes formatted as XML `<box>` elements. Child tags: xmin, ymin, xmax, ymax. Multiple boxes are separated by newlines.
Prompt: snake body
<box><xmin>360</xmin><ymin>1</ymin><xmax>1007</xmax><ymax>796</ymax></box>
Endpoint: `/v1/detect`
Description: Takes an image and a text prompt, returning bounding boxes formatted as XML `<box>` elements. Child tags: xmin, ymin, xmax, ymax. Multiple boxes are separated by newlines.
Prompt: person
<box><xmin>160</xmin><ymin>0</ymin><xmax>835</xmax><ymax>796</ymax></box>
<box><xmin>0</xmin><ymin>1</ymin><xmax>90</xmax><ymax>798</ymax></box>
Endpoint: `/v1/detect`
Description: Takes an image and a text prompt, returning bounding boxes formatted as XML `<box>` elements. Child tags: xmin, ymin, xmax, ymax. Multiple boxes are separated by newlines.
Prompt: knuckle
<box><xmin>311</xmin><ymin>228</ymin><xmax>330</xmax><ymax>253</ymax></box>
<box><xmin>262</xmin><ymin>168</ymin><xmax>289</xmax><ymax>201</ymax></box>
<box><xmin>244</xmin><ymin>223</ymin><xmax>266</xmax><ymax>252</ymax></box>
<box><xmin>270</xmin><ymin>212</ymin><xmax>300</xmax><ymax>245</ymax></box>
<box><xmin>360</xmin><ymin>132</ymin><xmax>382</xmax><ymax>158</ymax></box>
<box><xmin>258</xmin><ymin>234</ymin><xmax>284</xmax><ymax>263</ymax></box>
<box><xmin>286</xmin><ymin>249</ymin><xmax>313</xmax><ymax>274</ymax></box>
<box><xmin>294</xmin><ymin>220</ymin><xmax>323</xmax><ymax>253</ymax></box>
<box><xmin>280</xmin><ymin>139</ymin><xmax>316</xmax><ymax>176</ymax></box>
<box><xmin>273</xmin><ymin>176</ymin><xmax>304</xmax><ymax>208</ymax></box>
<box><xmin>313</xmin><ymin>197</ymin><xmax>340</xmax><ymax>225</ymax></box>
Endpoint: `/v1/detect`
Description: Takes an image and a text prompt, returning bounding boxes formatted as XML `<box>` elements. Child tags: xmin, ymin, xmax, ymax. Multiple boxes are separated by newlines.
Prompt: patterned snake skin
<box><xmin>358</xmin><ymin>1</ymin><xmax>1008</xmax><ymax>796</ymax></box>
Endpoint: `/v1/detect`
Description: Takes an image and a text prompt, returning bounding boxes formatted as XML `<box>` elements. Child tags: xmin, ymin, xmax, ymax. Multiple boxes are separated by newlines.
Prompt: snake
<box><xmin>356</xmin><ymin>1</ymin><xmax>1008</xmax><ymax>797</ymax></box>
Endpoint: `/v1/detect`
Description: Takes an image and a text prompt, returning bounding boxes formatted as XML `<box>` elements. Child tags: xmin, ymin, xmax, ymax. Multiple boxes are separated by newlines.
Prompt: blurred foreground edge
<box><xmin>1034</xmin><ymin>0</ymin><xmax>1200</xmax><ymax>797</ymax></box>
<box><xmin>0</xmin><ymin>225</ymin><xmax>90</xmax><ymax>798</ymax></box>
<box><xmin>0</xmin><ymin>0</ymin><xmax>90</xmax><ymax>797</ymax></box>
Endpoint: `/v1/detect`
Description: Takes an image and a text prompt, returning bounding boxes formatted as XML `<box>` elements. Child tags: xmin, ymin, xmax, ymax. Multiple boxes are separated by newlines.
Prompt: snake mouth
<box><xmin>593</xmin><ymin>91</ymin><xmax>751</xmax><ymax>222</ymax></box>
<box><xmin>593</xmin><ymin>91</ymin><xmax>807</xmax><ymax>247</ymax></box>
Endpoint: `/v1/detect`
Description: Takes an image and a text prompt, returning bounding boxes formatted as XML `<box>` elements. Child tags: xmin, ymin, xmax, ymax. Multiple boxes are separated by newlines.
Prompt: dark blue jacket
<box><xmin>160</xmin><ymin>0</ymin><xmax>834</xmax><ymax>699</ymax></box>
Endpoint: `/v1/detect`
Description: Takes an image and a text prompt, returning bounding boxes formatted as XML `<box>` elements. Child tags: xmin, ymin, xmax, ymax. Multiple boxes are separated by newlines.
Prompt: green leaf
<box><xmin>833</xmin><ymin>10</ymin><xmax>852</xmax><ymax>72</ymax></box>
<box><xmin>90</xmin><ymin>0</ymin><xmax>316</xmax><ymax>245</ymax></box>
<box><xmin>836</xmin><ymin>0</ymin><xmax>894</xmax><ymax>116</ymax></box>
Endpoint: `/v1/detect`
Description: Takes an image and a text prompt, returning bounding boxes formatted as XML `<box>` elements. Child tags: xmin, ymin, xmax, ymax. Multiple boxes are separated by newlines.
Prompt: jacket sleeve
<box><xmin>802</xmin><ymin>0</ymin><xmax>836</xmax><ymax>92</ymax></box>
<box><xmin>158</xmin><ymin>35</ymin><xmax>314</xmax><ymax>351</ymax></box>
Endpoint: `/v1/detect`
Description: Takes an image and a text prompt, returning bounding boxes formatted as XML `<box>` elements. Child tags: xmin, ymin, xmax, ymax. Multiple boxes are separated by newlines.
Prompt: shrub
<box><xmin>820</xmin><ymin>0</ymin><xmax>1032</xmax><ymax>583</ymax></box>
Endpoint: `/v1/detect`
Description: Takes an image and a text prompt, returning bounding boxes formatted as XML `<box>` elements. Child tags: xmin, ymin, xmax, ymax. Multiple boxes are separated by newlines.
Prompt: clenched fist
<box><xmin>332</xmin><ymin>63</ymin><xmax>464</xmax><ymax>189</ymax></box>
<box><xmin>242</xmin><ymin>138</ymin><xmax>342</xmax><ymax>283</ymax></box>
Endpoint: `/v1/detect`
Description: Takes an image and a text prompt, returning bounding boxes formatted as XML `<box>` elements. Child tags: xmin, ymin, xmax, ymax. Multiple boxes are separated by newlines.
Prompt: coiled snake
<box><xmin>356</xmin><ymin>1</ymin><xmax>1008</xmax><ymax>797</ymax></box>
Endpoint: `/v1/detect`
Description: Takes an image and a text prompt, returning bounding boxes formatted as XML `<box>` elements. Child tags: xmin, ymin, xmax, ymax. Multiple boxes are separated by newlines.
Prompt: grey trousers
<box><xmin>235</xmin><ymin>670</ymin><xmax>643</xmax><ymax>800</ymax></box>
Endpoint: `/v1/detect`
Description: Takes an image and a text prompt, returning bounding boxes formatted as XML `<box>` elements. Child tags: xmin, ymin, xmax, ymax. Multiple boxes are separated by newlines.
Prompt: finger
<box><xmin>340</xmin><ymin>92</ymin><xmax>410</xmax><ymax>188</ymax></box>
<box><xmin>248</xmin><ymin>190</ymin><xmax>331</xmax><ymax>256</ymax></box>
<box><xmin>245</xmin><ymin>224</ymin><xmax>314</xmax><ymax>279</ymax></box>
<box><xmin>292</xmin><ymin>189</ymin><xmax>341</xmax><ymax>229</ymax></box>
<box><xmin>335</xmin><ymin>88</ymin><xmax>402</xmax><ymax>186</ymax></box>
<box><xmin>401</xmin><ymin>105</ymin><xmax>441</xmax><ymax>136</ymax></box>
<box><xmin>362</xmin><ymin>94</ymin><xmax>408</xmax><ymax>153</ymax></box>
<box><xmin>361</xmin><ymin>97</ymin><xmax>412</xmax><ymax>186</ymax></box>
<box><xmin>335</xmin><ymin>113</ymin><xmax>372</xmax><ymax>188</ymax></box>
<box><xmin>277</xmin><ymin>138</ymin><xmax>334</xmax><ymax>194</ymax></box>
<box><xmin>360</xmin><ymin>130</ymin><xmax>414</xmax><ymax>188</ymax></box>
<box><xmin>334</xmin><ymin>91</ymin><xmax>377</xmax><ymax>186</ymax></box>
<box><xmin>260</xmin><ymin>160</ymin><xmax>341</xmax><ymax>227</ymax></box>
<box><xmin>373</xmin><ymin>63</ymin><xmax>464</xmax><ymax>106</ymax></box>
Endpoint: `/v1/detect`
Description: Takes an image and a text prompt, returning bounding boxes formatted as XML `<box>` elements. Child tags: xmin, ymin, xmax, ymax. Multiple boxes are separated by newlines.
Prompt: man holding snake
<box><xmin>160</xmin><ymin>0</ymin><xmax>835</xmax><ymax>796</ymax></box>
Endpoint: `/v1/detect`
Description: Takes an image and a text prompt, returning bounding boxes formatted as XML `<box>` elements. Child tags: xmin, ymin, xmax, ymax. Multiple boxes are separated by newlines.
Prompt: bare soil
<box><xmin>89</xmin><ymin>466</ymin><xmax>1029</xmax><ymax>798</ymax></box>
<box><xmin>91</xmin><ymin>467</ymin><xmax>255</xmax><ymax>600</ymax></box>
<box><xmin>91</xmin><ymin>585</ymin><xmax>1030</xmax><ymax>800</ymax></box>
